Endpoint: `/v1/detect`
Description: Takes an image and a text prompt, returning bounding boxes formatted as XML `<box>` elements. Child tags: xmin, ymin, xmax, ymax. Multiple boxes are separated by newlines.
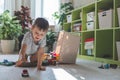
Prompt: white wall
<box><xmin>4</xmin><ymin>0</ymin><xmax>31</xmax><ymax>15</ymax></box>
<box><xmin>61</xmin><ymin>0</ymin><xmax>72</xmax><ymax>4</ymax></box>
<box><xmin>4</xmin><ymin>0</ymin><xmax>15</xmax><ymax>15</ymax></box>
<box><xmin>4</xmin><ymin>0</ymin><xmax>96</xmax><ymax>18</ymax></box>
<box><xmin>73</xmin><ymin>0</ymin><xmax>96</xmax><ymax>8</ymax></box>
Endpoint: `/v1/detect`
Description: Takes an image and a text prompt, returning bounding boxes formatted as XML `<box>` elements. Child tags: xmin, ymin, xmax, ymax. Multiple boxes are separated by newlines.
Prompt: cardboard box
<box><xmin>98</xmin><ymin>9</ymin><xmax>113</xmax><ymax>29</ymax></box>
<box><xmin>55</xmin><ymin>31</ymin><xmax>80</xmax><ymax>63</ymax></box>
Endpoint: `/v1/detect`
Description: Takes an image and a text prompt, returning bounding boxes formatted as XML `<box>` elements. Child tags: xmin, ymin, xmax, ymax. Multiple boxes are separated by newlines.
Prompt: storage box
<box><xmin>86</xmin><ymin>49</ymin><xmax>93</xmax><ymax>56</ymax></box>
<box><xmin>84</xmin><ymin>41</ymin><xmax>94</xmax><ymax>49</ymax></box>
<box><xmin>84</xmin><ymin>38</ymin><xmax>94</xmax><ymax>56</ymax></box>
<box><xmin>66</xmin><ymin>14</ymin><xmax>72</xmax><ymax>23</ymax></box>
<box><xmin>55</xmin><ymin>31</ymin><xmax>80</xmax><ymax>63</ymax></box>
<box><xmin>86</xmin><ymin>21</ymin><xmax>94</xmax><ymax>30</ymax></box>
<box><xmin>116</xmin><ymin>41</ymin><xmax>120</xmax><ymax>61</ymax></box>
<box><xmin>73</xmin><ymin>23</ymin><xmax>82</xmax><ymax>31</ymax></box>
<box><xmin>84</xmin><ymin>38</ymin><xmax>94</xmax><ymax>49</ymax></box>
<box><xmin>117</xmin><ymin>7</ymin><xmax>120</xmax><ymax>27</ymax></box>
<box><xmin>87</xmin><ymin>12</ymin><xmax>95</xmax><ymax>21</ymax></box>
<box><xmin>98</xmin><ymin>9</ymin><xmax>113</xmax><ymax>29</ymax></box>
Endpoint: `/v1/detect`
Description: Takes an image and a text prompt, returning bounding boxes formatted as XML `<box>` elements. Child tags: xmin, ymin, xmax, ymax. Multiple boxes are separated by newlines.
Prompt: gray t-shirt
<box><xmin>21</xmin><ymin>31</ymin><xmax>46</xmax><ymax>55</ymax></box>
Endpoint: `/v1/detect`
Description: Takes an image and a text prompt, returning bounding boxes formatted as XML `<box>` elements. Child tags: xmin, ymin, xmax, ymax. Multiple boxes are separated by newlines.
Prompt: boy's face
<box><xmin>31</xmin><ymin>26</ymin><xmax>47</xmax><ymax>42</ymax></box>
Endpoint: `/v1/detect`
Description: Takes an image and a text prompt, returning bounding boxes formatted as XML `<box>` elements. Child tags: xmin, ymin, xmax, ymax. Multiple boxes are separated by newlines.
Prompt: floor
<box><xmin>0</xmin><ymin>52</ymin><xmax>120</xmax><ymax>80</ymax></box>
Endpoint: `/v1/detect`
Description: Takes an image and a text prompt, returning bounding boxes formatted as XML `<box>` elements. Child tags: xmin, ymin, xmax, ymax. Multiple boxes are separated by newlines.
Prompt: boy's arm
<box><xmin>37</xmin><ymin>47</ymin><xmax>45</xmax><ymax>70</ymax></box>
<box><xmin>19</xmin><ymin>44</ymin><xmax>27</xmax><ymax>61</ymax></box>
<box><xmin>16</xmin><ymin>44</ymin><xmax>27</xmax><ymax>66</ymax></box>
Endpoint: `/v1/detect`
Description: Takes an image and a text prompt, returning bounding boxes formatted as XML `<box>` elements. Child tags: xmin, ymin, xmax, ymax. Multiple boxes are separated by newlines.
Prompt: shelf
<box><xmin>63</xmin><ymin>22</ymin><xmax>71</xmax><ymax>25</ymax></box>
<box><xmin>63</xmin><ymin>23</ymin><xmax>71</xmax><ymax>32</ymax></box>
<box><xmin>96</xmin><ymin>28</ymin><xmax>113</xmax><ymax>31</ymax></box>
<box><xmin>78</xmin><ymin>55</ymin><xmax>95</xmax><ymax>60</ymax></box>
<box><xmin>72</xmin><ymin>19</ymin><xmax>81</xmax><ymax>23</ymax></box>
<box><xmin>66</xmin><ymin>11</ymin><xmax>72</xmax><ymax>14</ymax></box>
<box><xmin>97</xmin><ymin>0</ymin><xmax>113</xmax><ymax>10</ymax></box>
<box><xmin>115</xmin><ymin>0</ymin><xmax>120</xmax><ymax>8</ymax></box>
<box><xmin>96</xmin><ymin>30</ymin><xmax>113</xmax><ymax>58</ymax></box>
<box><xmin>95</xmin><ymin>57</ymin><xmax>120</xmax><ymax>66</ymax></box>
<box><xmin>63</xmin><ymin>0</ymin><xmax>120</xmax><ymax>65</ymax></box>
<box><xmin>72</xmin><ymin>9</ymin><xmax>82</xmax><ymax>21</ymax></box>
<box><xmin>114</xmin><ymin>27</ymin><xmax>120</xmax><ymax>29</ymax></box>
<box><xmin>70</xmin><ymin>32</ymin><xmax>81</xmax><ymax>36</ymax></box>
<box><xmin>83</xmin><ymin>3</ymin><xmax>95</xmax><ymax>12</ymax></box>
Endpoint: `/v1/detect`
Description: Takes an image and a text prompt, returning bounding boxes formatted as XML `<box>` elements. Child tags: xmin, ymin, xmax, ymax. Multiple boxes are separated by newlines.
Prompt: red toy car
<box><xmin>21</xmin><ymin>69</ymin><xmax>29</xmax><ymax>77</ymax></box>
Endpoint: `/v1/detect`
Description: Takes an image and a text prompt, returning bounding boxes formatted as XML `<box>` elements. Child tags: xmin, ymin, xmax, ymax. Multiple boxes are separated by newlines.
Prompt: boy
<box><xmin>16</xmin><ymin>18</ymin><xmax>49</xmax><ymax>70</ymax></box>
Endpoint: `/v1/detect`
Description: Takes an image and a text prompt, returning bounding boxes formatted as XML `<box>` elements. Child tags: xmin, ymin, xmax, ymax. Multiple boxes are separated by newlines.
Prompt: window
<box><xmin>43</xmin><ymin>0</ymin><xmax>60</xmax><ymax>25</ymax></box>
<box><xmin>0</xmin><ymin>0</ymin><xmax>4</xmax><ymax>14</ymax></box>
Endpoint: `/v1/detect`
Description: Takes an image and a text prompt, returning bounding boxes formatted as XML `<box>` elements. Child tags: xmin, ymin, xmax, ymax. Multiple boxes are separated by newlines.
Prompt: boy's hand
<box><xmin>15</xmin><ymin>59</ymin><xmax>27</xmax><ymax>67</ymax></box>
<box><xmin>37</xmin><ymin>66</ymin><xmax>46</xmax><ymax>71</ymax></box>
<box><xmin>22</xmin><ymin>57</ymin><xmax>27</xmax><ymax>62</ymax></box>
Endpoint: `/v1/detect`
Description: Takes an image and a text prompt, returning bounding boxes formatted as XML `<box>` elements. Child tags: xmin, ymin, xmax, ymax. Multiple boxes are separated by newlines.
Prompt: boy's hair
<box><xmin>33</xmin><ymin>18</ymin><xmax>49</xmax><ymax>31</ymax></box>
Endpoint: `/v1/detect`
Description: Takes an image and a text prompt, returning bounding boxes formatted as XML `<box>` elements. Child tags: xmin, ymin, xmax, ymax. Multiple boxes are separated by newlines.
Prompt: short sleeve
<box><xmin>22</xmin><ymin>32</ymin><xmax>31</xmax><ymax>45</ymax></box>
<box><xmin>39</xmin><ymin>36</ymin><xmax>46</xmax><ymax>47</ymax></box>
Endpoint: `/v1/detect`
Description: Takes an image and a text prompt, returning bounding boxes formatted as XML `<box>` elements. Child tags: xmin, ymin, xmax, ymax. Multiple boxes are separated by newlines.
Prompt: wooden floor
<box><xmin>0</xmin><ymin>54</ymin><xmax>120</xmax><ymax>80</ymax></box>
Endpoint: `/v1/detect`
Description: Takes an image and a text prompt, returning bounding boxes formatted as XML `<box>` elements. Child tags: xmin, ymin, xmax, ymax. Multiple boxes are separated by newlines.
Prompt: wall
<box><xmin>73</xmin><ymin>0</ymin><xmax>96</xmax><ymax>8</ymax></box>
<box><xmin>61</xmin><ymin>0</ymin><xmax>72</xmax><ymax>4</ymax></box>
<box><xmin>4</xmin><ymin>0</ymin><xmax>31</xmax><ymax>15</ymax></box>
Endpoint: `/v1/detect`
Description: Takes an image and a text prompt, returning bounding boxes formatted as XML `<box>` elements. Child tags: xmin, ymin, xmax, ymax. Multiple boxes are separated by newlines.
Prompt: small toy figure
<box><xmin>21</xmin><ymin>69</ymin><xmax>29</xmax><ymax>77</ymax></box>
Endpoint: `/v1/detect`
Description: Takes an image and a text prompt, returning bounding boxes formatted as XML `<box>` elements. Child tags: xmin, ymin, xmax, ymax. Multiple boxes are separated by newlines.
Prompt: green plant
<box><xmin>58</xmin><ymin>2</ymin><xmax>74</xmax><ymax>26</ymax></box>
<box><xmin>46</xmin><ymin>31</ymin><xmax>56</xmax><ymax>52</ymax></box>
<box><xmin>0</xmin><ymin>10</ymin><xmax>22</xmax><ymax>40</ymax></box>
<box><xmin>52</xmin><ymin>11</ymin><xmax>60</xmax><ymax>20</ymax></box>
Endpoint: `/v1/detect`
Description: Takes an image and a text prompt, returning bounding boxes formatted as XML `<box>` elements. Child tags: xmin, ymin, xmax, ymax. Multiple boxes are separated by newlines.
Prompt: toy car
<box><xmin>21</xmin><ymin>69</ymin><xmax>29</xmax><ymax>77</ymax></box>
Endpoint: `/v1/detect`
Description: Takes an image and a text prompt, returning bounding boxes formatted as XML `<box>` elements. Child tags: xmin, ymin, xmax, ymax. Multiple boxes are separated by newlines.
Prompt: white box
<box><xmin>116</xmin><ymin>41</ymin><xmax>120</xmax><ymax>61</ymax></box>
<box><xmin>73</xmin><ymin>23</ymin><xmax>81</xmax><ymax>31</ymax></box>
<box><xmin>66</xmin><ymin>14</ymin><xmax>72</xmax><ymax>23</ymax></box>
<box><xmin>98</xmin><ymin>9</ymin><xmax>113</xmax><ymax>29</ymax></box>
<box><xmin>117</xmin><ymin>8</ymin><xmax>120</xmax><ymax>27</ymax></box>
<box><xmin>87</xmin><ymin>12</ymin><xmax>95</xmax><ymax>21</ymax></box>
<box><xmin>86</xmin><ymin>49</ymin><xmax>93</xmax><ymax>56</ymax></box>
<box><xmin>85</xmin><ymin>41</ymin><xmax>94</xmax><ymax>49</ymax></box>
<box><xmin>86</xmin><ymin>21</ymin><xmax>94</xmax><ymax>30</ymax></box>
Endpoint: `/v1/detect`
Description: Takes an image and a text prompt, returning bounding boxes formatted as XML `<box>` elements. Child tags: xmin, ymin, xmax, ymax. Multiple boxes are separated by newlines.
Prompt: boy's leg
<box><xmin>30</xmin><ymin>53</ymin><xmax>46</xmax><ymax>70</ymax></box>
<box><xmin>30</xmin><ymin>53</ymin><xmax>37</xmax><ymax>63</ymax></box>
